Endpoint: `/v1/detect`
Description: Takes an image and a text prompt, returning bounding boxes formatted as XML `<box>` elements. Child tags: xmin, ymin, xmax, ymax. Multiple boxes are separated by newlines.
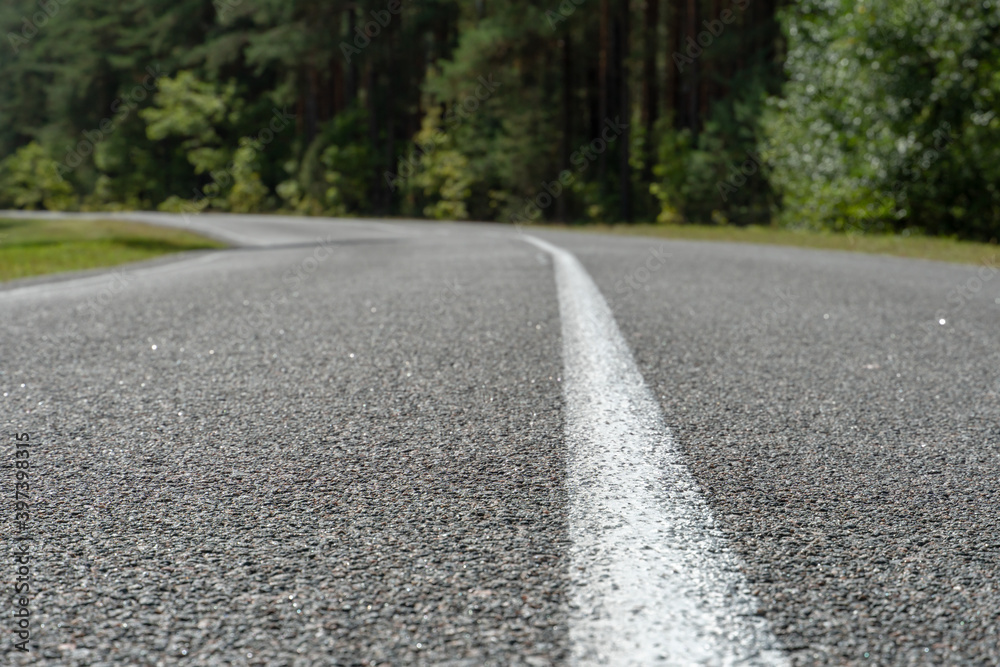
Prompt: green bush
<box><xmin>228</xmin><ymin>140</ymin><xmax>269</xmax><ymax>213</ymax></box>
<box><xmin>0</xmin><ymin>142</ymin><xmax>76</xmax><ymax>210</ymax></box>
<box><xmin>766</xmin><ymin>0</ymin><xmax>1000</xmax><ymax>240</ymax></box>
<box><xmin>278</xmin><ymin>109</ymin><xmax>376</xmax><ymax>216</ymax></box>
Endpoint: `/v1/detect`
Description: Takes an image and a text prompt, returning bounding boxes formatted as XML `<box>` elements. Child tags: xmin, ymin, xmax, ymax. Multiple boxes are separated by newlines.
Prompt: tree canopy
<box><xmin>1</xmin><ymin>0</ymin><xmax>996</xmax><ymax>240</ymax></box>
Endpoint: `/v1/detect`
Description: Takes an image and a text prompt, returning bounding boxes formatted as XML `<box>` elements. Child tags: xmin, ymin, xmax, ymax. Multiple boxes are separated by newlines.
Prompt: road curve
<box><xmin>2</xmin><ymin>213</ymin><xmax>999</xmax><ymax>665</ymax></box>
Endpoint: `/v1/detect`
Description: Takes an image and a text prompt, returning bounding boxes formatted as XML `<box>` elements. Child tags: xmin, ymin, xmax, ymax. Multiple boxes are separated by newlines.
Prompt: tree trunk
<box><xmin>702</xmin><ymin>0</ymin><xmax>720</xmax><ymax>119</ymax></box>
<box><xmin>643</xmin><ymin>0</ymin><xmax>659</xmax><ymax>180</ymax></box>
<box><xmin>667</xmin><ymin>0</ymin><xmax>681</xmax><ymax>128</ymax></box>
<box><xmin>365</xmin><ymin>63</ymin><xmax>380</xmax><ymax>211</ymax></box>
<box><xmin>599</xmin><ymin>0</ymin><xmax>610</xmax><ymax>181</ymax></box>
<box><xmin>618</xmin><ymin>0</ymin><xmax>632</xmax><ymax>222</ymax></box>
<box><xmin>685</xmin><ymin>0</ymin><xmax>699</xmax><ymax>138</ymax></box>
<box><xmin>346</xmin><ymin>7</ymin><xmax>359</xmax><ymax>106</ymax></box>
<box><xmin>560</xmin><ymin>33</ymin><xmax>572</xmax><ymax>222</ymax></box>
<box><xmin>305</xmin><ymin>65</ymin><xmax>319</xmax><ymax>144</ymax></box>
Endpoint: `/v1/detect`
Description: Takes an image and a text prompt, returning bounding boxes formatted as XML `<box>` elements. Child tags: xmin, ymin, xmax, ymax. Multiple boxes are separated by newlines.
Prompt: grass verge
<box><xmin>550</xmin><ymin>223</ymin><xmax>1000</xmax><ymax>266</ymax></box>
<box><xmin>0</xmin><ymin>217</ymin><xmax>226</xmax><ymax>282</ymax></box>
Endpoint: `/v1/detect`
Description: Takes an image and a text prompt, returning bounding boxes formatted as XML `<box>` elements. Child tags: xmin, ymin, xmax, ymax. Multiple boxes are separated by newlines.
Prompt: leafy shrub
<box><xmin>0</xmin><ymin>142</ymin><xmax>76</xmax><ymax>210</ymax></box>
<box><xmin>767</xmin><ymin>0</ymin><xmax>1000</xmax><ymax>239</ymax></box>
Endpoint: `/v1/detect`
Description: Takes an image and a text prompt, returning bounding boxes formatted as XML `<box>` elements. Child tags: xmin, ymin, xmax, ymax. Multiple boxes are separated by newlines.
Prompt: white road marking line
<box><xmin>524</xmin><ymin>235</ymin><xmax>789</xmax><ymax>667</ymax></box>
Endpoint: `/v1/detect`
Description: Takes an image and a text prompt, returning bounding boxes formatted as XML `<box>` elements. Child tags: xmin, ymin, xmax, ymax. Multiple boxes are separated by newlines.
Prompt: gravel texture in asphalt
<box><xmin>3</xmin><ymin>214</ymin><xmax>1000</xmax><ymax>666</ymax></box>
<box><xmin>544</xmin><ymin>230</ymin><xmax>1000</xmax><ymax>666</ymax></box>
<box><xmin>2</xmin><ymin>218</ymin><xmax>568</xmax><ymax>665</ymax></box>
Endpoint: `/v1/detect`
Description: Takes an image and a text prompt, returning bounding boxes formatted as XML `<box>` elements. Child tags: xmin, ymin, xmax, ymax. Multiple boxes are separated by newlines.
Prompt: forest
<box><xmin>0</xmin><ymin>0</ymin><xmax>998</xmax><ymax>240</ymax></box>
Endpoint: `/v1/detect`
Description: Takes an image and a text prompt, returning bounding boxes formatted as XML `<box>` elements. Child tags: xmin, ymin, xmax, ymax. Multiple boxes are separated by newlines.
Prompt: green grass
<box><xmin>545</xmin><ymin>223</ymin><xmax>1000</xmax><ymax>266</ymax></box>
<box><xmin>0</xmin><ymin>218</ymin><xmax>226</xmax><ymax>282</ymax></box>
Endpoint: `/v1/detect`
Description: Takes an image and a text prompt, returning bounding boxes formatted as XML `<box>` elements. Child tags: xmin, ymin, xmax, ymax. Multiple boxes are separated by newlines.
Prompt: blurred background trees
<box><xmin>766</xmin><ymin>0</ymin><xmax>1000</xmax><ymax>240</ymax></box>
<box><xmin>0</xmin><ymin>0</ymin><xmax>996</xmax><ymax>240</ymax></box>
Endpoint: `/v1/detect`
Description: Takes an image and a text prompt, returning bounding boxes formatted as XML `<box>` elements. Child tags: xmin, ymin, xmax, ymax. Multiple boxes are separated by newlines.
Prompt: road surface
<box><xmin>2</xmin><ymin>213</ymin><xmax>999</xmax><ymax>665</ymax></box>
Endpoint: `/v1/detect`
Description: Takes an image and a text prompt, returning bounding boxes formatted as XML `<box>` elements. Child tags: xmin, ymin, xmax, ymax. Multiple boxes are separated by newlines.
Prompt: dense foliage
<box><xmin>766</xmin><ymin>0</ymin><xmax>1000</xmax><ymax>240</ymax></box>
<box><xmin>0</xmin><ymin>0</ymin><xmax>995</xmax><ymax>239</ymax></box>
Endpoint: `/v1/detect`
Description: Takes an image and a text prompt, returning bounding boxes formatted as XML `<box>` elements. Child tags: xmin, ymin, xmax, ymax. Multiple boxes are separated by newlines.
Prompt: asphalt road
<box><xmin>2</xmin><ymin>213</ymin><xmax>999</xmax><ymax>666</ymax></box>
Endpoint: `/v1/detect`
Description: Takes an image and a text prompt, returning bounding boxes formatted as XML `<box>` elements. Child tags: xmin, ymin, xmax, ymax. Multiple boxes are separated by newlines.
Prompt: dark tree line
<box><xmin>2</xmin><ymin>0</ymin><xmax>997</xmax><ymax>239</ymax></box>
